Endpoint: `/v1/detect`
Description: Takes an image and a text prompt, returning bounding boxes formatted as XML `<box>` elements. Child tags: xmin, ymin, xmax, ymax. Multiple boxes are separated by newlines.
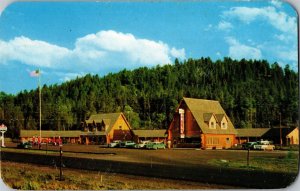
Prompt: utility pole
<box><xmin>39</xmin><ymin>69</ymin><xmax>42</xmax><ymax>149</ymax></box>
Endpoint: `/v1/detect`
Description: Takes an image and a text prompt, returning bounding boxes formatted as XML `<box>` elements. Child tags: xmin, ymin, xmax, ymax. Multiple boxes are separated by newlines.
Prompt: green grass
<box><xmin>207</xmin><ymin>153</ymin><xmax>299</xmax><ymax>173</ymax></box>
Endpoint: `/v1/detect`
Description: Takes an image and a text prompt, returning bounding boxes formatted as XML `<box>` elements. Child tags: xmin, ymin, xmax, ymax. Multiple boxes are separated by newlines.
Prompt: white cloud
<box><xmin>170</xmin><ymin>47</ymin><xmax>185</xmax><ymax>59</ymax></box>
<box><xmin>225</xmin><ymin>37</ymin><xmax>262</xmax><ymax>60</ymax></box>
<box><xmin>217</xmin><ymin>21</ymin><xmax>233</xmax><ymax>31</ymax></box>
<box><xmin>222</xmin><ymin>4</ymin><xmax>297</xmax><ymax>68</ymax></box>
<box><xmin>0</xmin><ymin>30</ymin><xmax>186</xmax><ymax>73</ymax></box>
<box><xmin>223</xmin><ymin>6</ymin><xmax>297</xmax><ymax>35</ymax></box>
<box><xmin>270</xmin><ymin>0</ymin><xmax>282</xmax><ymax>8</ymax></box>
<box><xmin>0</xmin><ymin>36</ymin><xmax>71</xmax><ymax>68</ymax></box>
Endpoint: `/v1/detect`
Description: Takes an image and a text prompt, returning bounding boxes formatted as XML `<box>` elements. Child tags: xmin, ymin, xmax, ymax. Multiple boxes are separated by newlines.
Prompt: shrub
<box><xmin>22</xmin><ymin>181</ymin><xmax>41</xmax><ymax>190</ymax></box>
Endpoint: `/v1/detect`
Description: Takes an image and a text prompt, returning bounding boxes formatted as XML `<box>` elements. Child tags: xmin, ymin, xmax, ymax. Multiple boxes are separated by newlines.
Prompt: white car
<box><xmin>135</xmin><ymin>141</ymin><xmax>150</xmax><ymax>148</ymax></box>
<box><xmin>108</xmin><ymin>140</ymin><xmax>121</xmax><ymax>148</ymax></box>
<box><xmin>253</xmin><ymin>140</ymin><xmax>275</xmax><ymax>151</ymax></box>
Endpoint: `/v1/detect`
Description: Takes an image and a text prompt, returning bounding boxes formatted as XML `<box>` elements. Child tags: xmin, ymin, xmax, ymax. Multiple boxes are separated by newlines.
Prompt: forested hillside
<box><xmin>0</xmin><ymin>57</ymin><xmax>298</xmax><ymax>138</ymax></box>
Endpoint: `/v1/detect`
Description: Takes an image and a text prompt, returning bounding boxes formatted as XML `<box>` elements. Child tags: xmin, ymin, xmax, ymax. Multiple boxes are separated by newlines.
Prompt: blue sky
<box><xmin>0</xmin><ymin>0</ymin><xmax>298</xmax><ymax>94</ymax></box>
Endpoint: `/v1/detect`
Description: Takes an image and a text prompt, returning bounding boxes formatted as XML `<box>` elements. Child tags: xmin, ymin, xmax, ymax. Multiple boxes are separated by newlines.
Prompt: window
<box><xmin>226</xmin><ymin>137</ymin><xmax>230</xmax><ymax>143</ymax></box>
<box><xmin>119</xmin><ymin>126</ymin><xmax>122</xmax><ymax>130</ymax></box>
<box><xmin>207</xmin><ymin>137</ymin><xmax>219</xmax><ymax>145</ymax></box>
<box><xmin>209</xmin><ymin>121</ymin><xmax>216</xmax><ymax>129</ymax></box>
<box><xmin>221</xmin><ymin>122</ymin><xmax>227</xmax><ymax>129</ymax></box>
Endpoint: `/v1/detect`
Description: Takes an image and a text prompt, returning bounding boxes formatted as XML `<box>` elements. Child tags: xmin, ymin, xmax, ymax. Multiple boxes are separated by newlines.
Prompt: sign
<box><xmin>0</xmin><ymin>124</ymin><xmax>7</xmax><ymax>132</ymax></box>
<box><xmin>179</xmin><ymin>109</ymin><xmax>185</xmax><ymax>138</ymax></box>
<box><xmin>0</xmin><ymin>124</ymin><xmax>7</xmax><ymax>147</ymax></box>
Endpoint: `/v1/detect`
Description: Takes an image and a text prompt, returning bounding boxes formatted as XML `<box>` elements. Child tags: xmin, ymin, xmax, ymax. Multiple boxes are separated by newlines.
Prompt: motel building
<box><xmin>167</xmin><ymin>97</ymin><xmax>237</xmax><ymax>149</ymax></box>
<box><xmin>133</xmin><ymin>129</ymin><xmax>167</xmax><ymax>144</ymax></box>
<box><xmin>20</xmin><ymin>112</ymin><xmax>135</xmax><ymax>145</ymax></box>
<box><xmin>82</xmin><ymin>112</ymin><xmax>134</xmax><ymax>144</ymax></box>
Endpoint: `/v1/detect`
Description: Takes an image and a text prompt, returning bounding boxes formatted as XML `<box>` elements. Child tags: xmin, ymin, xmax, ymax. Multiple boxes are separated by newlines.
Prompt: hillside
<box><xmin>0</xmin><ymin>57</ymin><xmax>298</xmax><ymax>138</ymax></box>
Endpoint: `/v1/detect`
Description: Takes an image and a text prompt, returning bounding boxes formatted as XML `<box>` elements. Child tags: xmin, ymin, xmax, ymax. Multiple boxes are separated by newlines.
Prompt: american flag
<box><xmin>30</xmin><ymin>69</ymin><xmax>40</xmax><ymax>77</ymax></box>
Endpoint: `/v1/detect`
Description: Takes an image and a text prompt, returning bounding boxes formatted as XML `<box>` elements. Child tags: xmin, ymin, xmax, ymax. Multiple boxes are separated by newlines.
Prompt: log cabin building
<box><xmin>235</xmin><ymin>128</ymin><xmax>271</xmax><ymax>144</ymax></box>
<box><xmin>20</xmin><ymin>130</ymin><xmax>82</xmax><ymax>144</ymax></box>
<box><xmin>133</xmin><ymin>129</ymin><xmax>167</xmax><ymax>143</ymax></box>
<box><xmin>167</xmin><ymin>98</ymin><xmax>237</xmax><ymax>149</ymax></box>
<box><xmin>83</xmin><ymin>112</ymin><xmax>134</xmax><ymax>144</ymax></box>
<box><xmin>20</xmin><ymin>112</ymin><xmax>134</xmax><ymax>145</ymax></box>
<box><xmin>236</xmin><ymin>126</ymin><xmax>299</xmax><ymax>146</ymax></box>
<box><xmin>286</xmin><ymin>127</ymin><xmax>299</xmax><ymax>145</ymax></box>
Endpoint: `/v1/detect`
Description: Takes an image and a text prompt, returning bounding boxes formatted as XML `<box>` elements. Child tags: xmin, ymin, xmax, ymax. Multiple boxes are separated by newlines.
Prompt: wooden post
<box><xmin>247</xmin><ymin>148</ymin><xmax>250</xmax><ymax>167</ymax></box>
<box><xmin>59</xmin><ymin>146</ymin><xmax>64</xmax><ymax>181</ymax></box>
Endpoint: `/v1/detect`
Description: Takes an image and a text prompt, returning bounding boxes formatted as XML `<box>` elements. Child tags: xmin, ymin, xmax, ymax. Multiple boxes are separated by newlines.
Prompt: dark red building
<box><xmin>167</xmin><ymin>98</ymin><xmax>237</xmax><ymax>149</ymax></box>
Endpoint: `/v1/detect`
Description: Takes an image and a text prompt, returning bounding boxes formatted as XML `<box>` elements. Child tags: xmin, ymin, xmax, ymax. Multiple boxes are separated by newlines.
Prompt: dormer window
<box><xmin>221</xmin><ymin>122</ymin><xmax>227</xmax><ymax>129</ymax></box>
<box><xmin>209</xmin><ymin>121</ymin><xmax>216</xmax><ymax>129</ymax></box>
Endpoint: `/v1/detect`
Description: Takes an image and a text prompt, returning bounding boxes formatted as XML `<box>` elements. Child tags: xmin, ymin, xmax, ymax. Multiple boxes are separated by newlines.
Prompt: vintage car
<box><xmin>17</xmin><ymin>142</ymin><xmax>32</xmax><ymax>149</ymax></box>
<box><xmin>108</xmin><ymin>140</ymin><xmax>121</xmax><ymax>148</ymax></box>
<box><xmin>241</xmin><ymin>142</ymin><xmax>258</xmax><ymax>150</ymax></box>
<box><xmin>134</xmin><ymin>140</ymin><xmax>150</xmax><ymax>148</ymax></box>
<box><xmin>253</xmin><ymin>140</ymin><xmax>275</xmax><ymax>151</ymax></box>
<box><xmin>120</xmin><ymin>141</ymin><xmax>136</xmax><ymax>148</ymax></box>
<box><xmin>145</xmin><ymin>142</ymin><xmax>166</xmax><ymax>150</ymax></box>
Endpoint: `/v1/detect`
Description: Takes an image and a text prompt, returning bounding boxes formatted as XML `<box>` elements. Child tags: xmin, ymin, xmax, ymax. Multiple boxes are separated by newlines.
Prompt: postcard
<box><xmin>0</xmin><ymin>0</ymin><xmax>299</xmax><ymax>190</ymax></box>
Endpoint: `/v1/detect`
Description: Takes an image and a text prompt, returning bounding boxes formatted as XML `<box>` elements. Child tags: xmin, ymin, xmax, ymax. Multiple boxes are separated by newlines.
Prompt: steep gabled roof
<box><xmin>86</xmin><ymin>112</ymin><xmax>130</xmax><ymax>134</ymax></box>
<box><xmin>263</xmin><ymin>126</ymin><xmax>298</xmax><ymax>139</ymax></box>
<box><xmin>215</xmin><ymin>114</ymin><xmax>226</xmax><ymax>123</ymax></box>
<box><xmin>203</xmin><ymin>113</ymin><xmax>214</xmax><ymax>122</ymax></box>
<box><xmin>133</xmin><ymin>129</ymin><xmax>167</xmax><ymax>138</ymax></box>
<box><xmin>182</xmin><ymin>97</ymin><xmax>237</xmax><ymax>134</ymax></box>
<box><xmin>235</xmin><ymin>128</ymin><xmax>271</xmax><ymax>137</ymax></box>
<box><xmin>286</xmin><ymin>127</ymin><xmax>299</xmax><ymax>138</ymax></box>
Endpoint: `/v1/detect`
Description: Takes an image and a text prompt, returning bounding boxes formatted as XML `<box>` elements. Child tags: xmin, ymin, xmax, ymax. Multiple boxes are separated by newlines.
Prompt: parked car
<box><xmin>120</xmin><ymin>141</ymin><xmax>136</xmax><ymax>148</ymax></box>
<box><xmin>108</xmin><ymin>140</ymin><xmax>121</xmax><ymax>148</ymax></box>
<box><xmin>17</xmin><ymin>142</ymin><xmax>32</xmax><ymax>149</ymax></box>
<box><xmin>146</xmin><ymin>142</ymin><xmax>166</xmax><ymax>150</ymax></box>
<box><xmin>253</xmin><ymin>140</ymin><xmax>275</xmax><ymax>151</ymax></box>
<box><xmin>135</xmin><ymin>140</ymin><xmax>150</xmax><ymax>149</ymax></box>
<box><xmin>242</xmin><ymin>142</ymin><xmax>258</xmax><ymax>150</ymax></box>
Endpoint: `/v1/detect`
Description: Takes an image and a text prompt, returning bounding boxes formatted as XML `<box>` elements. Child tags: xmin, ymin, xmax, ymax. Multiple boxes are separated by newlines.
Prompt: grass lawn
<box><xmin>1</xmin><ymin>161</ymin><xmax>238</xmax><ymax>190</ymax></box>
<box><xmin>207</xmin><ymin>150</ymin><xmax>299</xmax><ymax>173</ymax></box>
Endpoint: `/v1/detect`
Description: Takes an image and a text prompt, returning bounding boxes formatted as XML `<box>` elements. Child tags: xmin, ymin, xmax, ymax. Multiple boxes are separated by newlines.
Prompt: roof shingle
<box><xmin>182</xmin><ymin>97</ymin><xmax>237</xmax><ymax>135</ymax></box>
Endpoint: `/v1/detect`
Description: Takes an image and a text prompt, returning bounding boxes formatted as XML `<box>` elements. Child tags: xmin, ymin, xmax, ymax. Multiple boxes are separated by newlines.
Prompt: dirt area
<box><xmin>1</xmin><ymin>161</ymin><xmax>238</xmax><ymax>190</ymax></box>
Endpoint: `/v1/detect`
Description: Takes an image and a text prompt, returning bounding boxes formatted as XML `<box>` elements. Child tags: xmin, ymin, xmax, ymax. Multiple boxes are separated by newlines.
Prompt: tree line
<box><xmin>0</xmin><ymin>57</ymin><xmax>298</xmax><ymax>138</ymax></box>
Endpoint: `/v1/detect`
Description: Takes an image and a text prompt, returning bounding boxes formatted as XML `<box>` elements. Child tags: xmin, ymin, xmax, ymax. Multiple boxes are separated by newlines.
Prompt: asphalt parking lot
<box><xmin>2</xmin><ymin>142</ymin><xmax>299</xmax><ymax>188</ymax></box>
<box><xmin>4</xmin><ymin>142</ymin><xmax>296</xmax><ymax>166</ymax></box>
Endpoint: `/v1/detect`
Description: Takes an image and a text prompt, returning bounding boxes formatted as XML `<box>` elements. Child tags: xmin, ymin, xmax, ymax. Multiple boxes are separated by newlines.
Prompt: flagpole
<box><xmin>39</xmin><ymin>69</ymin><xmax>42</xmax><ymax>147</ymax></box>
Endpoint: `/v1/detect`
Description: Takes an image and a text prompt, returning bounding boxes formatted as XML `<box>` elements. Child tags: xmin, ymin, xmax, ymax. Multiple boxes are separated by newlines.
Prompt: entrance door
<box><xmin>225</xmin><ymin>137</ymin><xmax>231</xmax><ymax>148</ymax></box>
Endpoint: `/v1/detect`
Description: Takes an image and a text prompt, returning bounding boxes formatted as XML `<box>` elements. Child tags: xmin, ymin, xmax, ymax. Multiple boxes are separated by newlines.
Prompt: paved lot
<box><xmin>4</xmin><ymin>142</ymin><xmax>296</xmax><ymax>166</ymax></box>
<box><xmin>2</xmin><ymin>142</ymin><xmax>299</xmax><ymax>188</ymax></box>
